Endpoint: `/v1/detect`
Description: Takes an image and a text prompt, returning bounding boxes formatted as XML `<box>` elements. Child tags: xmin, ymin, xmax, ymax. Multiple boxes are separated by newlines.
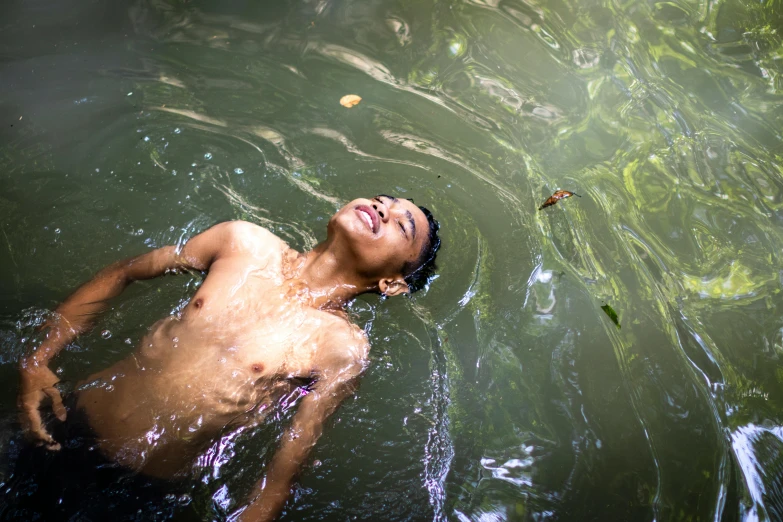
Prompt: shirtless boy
<box><xmin>16</xmin><ymin>195</ymin><xmax>440</xmax><ymax>521</ymax></box>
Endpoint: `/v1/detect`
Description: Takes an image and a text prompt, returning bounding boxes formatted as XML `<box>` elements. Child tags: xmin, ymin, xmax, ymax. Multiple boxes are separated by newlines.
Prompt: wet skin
<box><xmin>18</xmin><ymin>196</ymin><xmax>431</xmax><ymax>521</ymax></box>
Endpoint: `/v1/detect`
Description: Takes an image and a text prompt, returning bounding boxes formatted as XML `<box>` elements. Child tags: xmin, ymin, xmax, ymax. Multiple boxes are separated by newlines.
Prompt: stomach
<box><xmin>73</xmin><ymin>303</ymin><xmax>318</xmax><ymax>476</ymax></box>
<box><xmin>74</xmin><ymin>337</ymin><xmax>283</xmax><ymax>478</ymax></box>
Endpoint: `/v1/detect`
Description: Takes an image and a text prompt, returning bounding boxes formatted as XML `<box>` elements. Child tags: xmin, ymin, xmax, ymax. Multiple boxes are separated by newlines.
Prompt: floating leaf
<box><xmin>340</xmin><ymin>94</ymin><xmax>362</xmax><ymax>108</ymax></box>
<box><xmin>601</xmin><ymin>304</ymin><xmax>621</xmax><ymax>329</ymax></box>
<box><xmin>538</xmin><ymin>190</ymin><xmax>580</xmax><ymax>210</ymax></box>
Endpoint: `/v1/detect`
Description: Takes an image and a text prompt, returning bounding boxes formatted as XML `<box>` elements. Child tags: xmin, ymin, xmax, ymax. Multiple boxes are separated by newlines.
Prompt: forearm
<box><xmin>26</xmin><ymin>246</ymin><xmax>180</xmax><ymax>366</ymax></box>
<box><xmin>241</xmin><ymin>438</ymin><xmax>313</xmax><ymax>522</ymax></box>
<box><xmin>241</xmin><ymin>373</ymin><xmax>359</xmax><ymax>521</ymax></box>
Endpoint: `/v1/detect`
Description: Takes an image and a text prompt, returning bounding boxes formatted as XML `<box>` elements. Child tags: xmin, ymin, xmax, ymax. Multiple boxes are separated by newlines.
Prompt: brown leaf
<box><xmin>340</xmin><ymin>94</ymin><xmax>362</xmax><ymax>108</ymax></box>
<box><xmin>538</xmin><ymin>190</ymin><xmax>581</xmax><ymax>210</ymax></box>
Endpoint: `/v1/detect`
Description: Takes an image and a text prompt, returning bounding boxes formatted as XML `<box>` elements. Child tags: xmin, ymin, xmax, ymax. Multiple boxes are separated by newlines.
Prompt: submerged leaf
<box><xmin>601</xmin><ymin>304</ymin><xmax>621</xmax><ymax>329</ymax></box>
<box><xmin>340</xmin><ymin>94</ymin><xmax>362</xmax><ymax>108</ymax></box>
<box><xmin>538</xmin><ymin>190</ymin><xmax>581</xmax><ymax>210</ymax></box>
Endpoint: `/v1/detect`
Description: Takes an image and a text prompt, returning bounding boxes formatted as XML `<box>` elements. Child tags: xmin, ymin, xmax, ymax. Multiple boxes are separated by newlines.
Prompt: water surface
<box><xmin>2</xmin><ymin>0</ymin><xmax>783</xmax><ymax>520</ymax></box>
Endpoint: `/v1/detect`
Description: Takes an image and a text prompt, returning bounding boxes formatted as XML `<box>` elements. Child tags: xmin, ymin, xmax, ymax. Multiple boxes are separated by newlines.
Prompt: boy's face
<box><xmin>328</xmin><ymin>195</ymin><xmax>429</xmax><ymax>284</ymax></box>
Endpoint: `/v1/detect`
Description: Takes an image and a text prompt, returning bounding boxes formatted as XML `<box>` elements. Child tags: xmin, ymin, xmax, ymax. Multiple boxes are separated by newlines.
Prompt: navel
<box><xmin>193</xmin><ymin>298</ymin><xmax>204</xmax><ymax>309</ymax></box>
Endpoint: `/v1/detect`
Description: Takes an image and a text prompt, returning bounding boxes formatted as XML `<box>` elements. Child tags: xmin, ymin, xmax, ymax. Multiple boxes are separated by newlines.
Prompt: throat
<box><xmin>286</xmin><ymin>247</ymin><xmax>373</xmax><ymax>310</ymax></box>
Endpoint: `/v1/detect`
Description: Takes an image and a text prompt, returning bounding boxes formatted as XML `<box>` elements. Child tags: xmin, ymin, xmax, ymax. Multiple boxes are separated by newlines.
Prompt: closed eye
<box><xmin>398</xmin><ymin>220</ymin><xmax>408</xmax><ymax>238</ymax></box>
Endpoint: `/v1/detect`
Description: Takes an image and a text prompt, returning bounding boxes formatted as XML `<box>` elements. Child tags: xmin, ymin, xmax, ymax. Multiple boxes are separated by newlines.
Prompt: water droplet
<box><xmin>204</xmin><ymin>152</ymin><xmax>213</xmax><ymax>160</ymax></box>
<box><xmin>124</xmin><ymin>338</ymin><xmax>132</xmax><ymax>344</ymax></box>
<box><xmin>54</xmin><ymin>228</ymin><xmax>61</xmax><ymax>234</ymax></box>
<box><xmin>143</xmin><ymin>136</ymin><xmax>150</xmax><ymax>142</ymax></box>
<box><xmin>174</xmin><ymin>128</ymin><xmax>181</xmax><ymax>134</ymax></box>
<box><xmin>127</xmin><ymin>92</ymin><xmax>133</xmax><ymax>96</ymax></box>
<box><xmin>234</xmin><ymin>168</ymin><xmax>244</xmax><ymax>175</ymax></box>
<box><xmin>178</xmin><ymin>494</ymin><xmax>192</xmax><ymax>506</ymax></box>
<box><xmin>101</xmin><ymin>330</ymin><xmax>112</xmax><ymax>339</ymax></box>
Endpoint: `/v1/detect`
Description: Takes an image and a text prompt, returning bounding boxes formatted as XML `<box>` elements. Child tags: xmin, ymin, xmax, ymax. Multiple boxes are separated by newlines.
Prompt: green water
<box><xmin>2</xmin><ymin>0</ymin><xmax>783</xmax><ymax>519</ymax></box>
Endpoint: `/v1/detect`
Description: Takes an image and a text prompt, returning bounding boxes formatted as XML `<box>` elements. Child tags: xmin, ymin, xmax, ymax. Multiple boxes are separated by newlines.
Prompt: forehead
<box><xmin>388</xmin><ymin>196</ymin><xmax>429</xmax><ymax>247</ymax></box>
<box><xmin>398</xmin><ymin>197</ymin><xmax>425</xmax><ymax>218</ymax></box>
<box><xmin>382</xmin><ymin>195</ymin><xmax>426</xmax><ymax>221</ymax></box>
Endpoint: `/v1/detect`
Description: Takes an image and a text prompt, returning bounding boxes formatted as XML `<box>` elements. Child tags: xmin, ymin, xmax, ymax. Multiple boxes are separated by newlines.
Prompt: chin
<box><xmin>330</xmin><ymin>212</ymin><xmax>367</xmax><ymax>243</ymax></box>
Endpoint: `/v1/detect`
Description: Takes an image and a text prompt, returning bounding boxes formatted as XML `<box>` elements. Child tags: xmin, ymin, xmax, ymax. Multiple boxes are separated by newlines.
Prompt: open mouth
<box><xmin>355</xmin><ymin>205</ymin><xmax>379</xmax><ymax>234</ymax></box>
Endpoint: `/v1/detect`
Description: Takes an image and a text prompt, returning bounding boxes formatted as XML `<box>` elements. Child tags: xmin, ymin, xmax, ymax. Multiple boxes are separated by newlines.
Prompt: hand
<box><xmin>18</xmin><ymin>360</ymin><xmax>67</xmax><ymax>450</ymax></box>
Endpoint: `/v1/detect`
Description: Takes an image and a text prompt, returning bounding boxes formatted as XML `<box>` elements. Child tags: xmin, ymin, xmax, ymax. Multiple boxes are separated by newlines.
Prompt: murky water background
<box><xmin>2</xmin><ymin>0</ymin><xmax>783</xmax><ymax>520</ymax></box>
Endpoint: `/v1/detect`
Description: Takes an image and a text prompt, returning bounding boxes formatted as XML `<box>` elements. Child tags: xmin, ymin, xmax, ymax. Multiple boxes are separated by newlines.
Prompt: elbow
<box><xmin>105</xmin><ymin>264</ymin><xmax>133</xmax><ymax>285</ymax></box>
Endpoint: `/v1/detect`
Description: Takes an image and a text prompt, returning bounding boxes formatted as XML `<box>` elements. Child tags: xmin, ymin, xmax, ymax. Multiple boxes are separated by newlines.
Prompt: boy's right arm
<box><xmin>18</xmin><ymin>220</ymin><xmax>248</xmax><ymax>447</ymax></box>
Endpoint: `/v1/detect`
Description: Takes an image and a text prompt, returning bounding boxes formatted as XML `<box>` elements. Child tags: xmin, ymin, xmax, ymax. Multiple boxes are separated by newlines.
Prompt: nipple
<box><xmin>252</xmin><ymin>364</ymin><xmax>264</xmax><ymax>373</ymax></box>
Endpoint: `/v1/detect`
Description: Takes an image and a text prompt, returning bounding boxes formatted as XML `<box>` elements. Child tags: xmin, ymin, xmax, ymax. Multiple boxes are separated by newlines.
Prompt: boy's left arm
<box><xmin>239</xmin><ymin>349</ymin><xmax>366</xmax><ymax>522</ymax></box>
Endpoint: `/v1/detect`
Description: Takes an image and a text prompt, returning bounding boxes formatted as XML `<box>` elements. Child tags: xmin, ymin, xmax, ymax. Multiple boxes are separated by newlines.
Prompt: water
<box><xmin>1</xmin><ymin>0</ymin><xmax>783</xmax><ymax>519</ymax></box>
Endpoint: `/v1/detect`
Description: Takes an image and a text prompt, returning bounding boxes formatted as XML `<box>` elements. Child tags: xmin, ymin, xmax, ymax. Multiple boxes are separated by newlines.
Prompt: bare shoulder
<box><xmin>220</xmin><ymin>220</ymin><xmax>285</xmax><ymax>245</ymax></box>
<box><xmin>217</xmin><ymin>220</ymin><xmax>289</xmax><ymax>256</ymax></box>
<box><xmin>319</xmin><ymin>314</ymin><xmax>370</xmax><ymax>375</ymax></box>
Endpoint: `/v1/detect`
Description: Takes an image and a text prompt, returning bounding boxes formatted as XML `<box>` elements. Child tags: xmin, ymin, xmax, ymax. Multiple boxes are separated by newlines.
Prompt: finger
<box><xmin>44</xmin><ymin>386</ymin><xmax>67</xmax><ymax>422</ymax></box>
<box><xmin>42</xmin><ymin>439</ymin><xmax>61</xmax><ymax>451</ymax></box>
<box><xmin>20</xmin><ymin>393</ymin><xmax>60</xmax><ymax>450</ymax></box>
<box><xmin>19</xmin><ymin>391</ymin><xmax>45</xmax><ymax>435</ymax></box>
<box><xmin>32</xmin><ymin>418</ymin><xmax>61</xmax><ymax>451</ymax></box>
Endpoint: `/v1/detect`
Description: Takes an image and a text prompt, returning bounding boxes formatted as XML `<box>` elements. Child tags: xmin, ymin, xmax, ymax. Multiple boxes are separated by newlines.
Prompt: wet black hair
<box><xmin>401</xmin><ymin>205</ymin><xmax>441</xmax><ymax>293</ymax></box>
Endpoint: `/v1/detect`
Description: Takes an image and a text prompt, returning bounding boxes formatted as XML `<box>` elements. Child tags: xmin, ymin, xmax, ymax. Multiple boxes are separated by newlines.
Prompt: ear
<box><xmin>378</xmin><ymin>277</ymin><xmax>410</xmax><ymax>297</ymax></box>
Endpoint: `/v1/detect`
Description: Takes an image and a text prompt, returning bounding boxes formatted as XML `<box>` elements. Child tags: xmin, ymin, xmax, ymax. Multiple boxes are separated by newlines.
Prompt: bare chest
<box><xmin>139</xmin><ymin>261</ymin><xmax>340</xmax><ymax>382</ymax></box>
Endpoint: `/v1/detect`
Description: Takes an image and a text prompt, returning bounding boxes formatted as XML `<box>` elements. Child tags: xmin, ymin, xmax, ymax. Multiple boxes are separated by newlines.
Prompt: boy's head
<box><xmin>328</xmin><ymin>195</ymin><xmax>441</xmax><ymax>295</ymax></box>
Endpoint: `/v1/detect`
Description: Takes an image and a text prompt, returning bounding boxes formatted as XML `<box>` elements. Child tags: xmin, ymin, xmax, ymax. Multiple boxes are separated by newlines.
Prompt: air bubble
<box><xmin>204</xmin><ymin>152</ymin><xmax>213</xmax><ymax>160</ymax></box>
<box><xmin>101</xmin><ymin>330</ymin><xmax>112</xmax><ymax>339</ymax></box>
<box><xmin>234</xmin><ymin>168</ymin><xmax>244</xmax><ymax>175</ymax></box>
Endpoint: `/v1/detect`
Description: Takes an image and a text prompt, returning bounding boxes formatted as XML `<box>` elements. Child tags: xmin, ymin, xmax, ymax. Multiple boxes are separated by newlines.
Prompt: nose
<box><xmin>372</xmin><ymin>201</ymin><xmax>390</xmax><ymax>222</ymax></box>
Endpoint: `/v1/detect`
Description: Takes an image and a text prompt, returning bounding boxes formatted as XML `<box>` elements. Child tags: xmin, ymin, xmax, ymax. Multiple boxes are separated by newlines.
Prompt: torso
<box><xmin>76</xmin><ymin>225</ymin><xmax>368</xmax><ymax>478</ymax></box>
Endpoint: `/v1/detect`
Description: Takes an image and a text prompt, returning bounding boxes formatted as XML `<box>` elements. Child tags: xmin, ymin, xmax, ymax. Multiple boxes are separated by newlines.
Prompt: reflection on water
<box><xmin>1</xmin><ymin>0</ymin><xmax>783</xmax><ymax>519</ymax></box>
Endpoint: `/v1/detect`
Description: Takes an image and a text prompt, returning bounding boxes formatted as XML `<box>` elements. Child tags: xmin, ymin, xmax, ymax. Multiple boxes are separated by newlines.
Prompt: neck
<box><xmin>289</xmin><ymin>242</ymin><xmax>374</xmax><ymax>311</ymax></box>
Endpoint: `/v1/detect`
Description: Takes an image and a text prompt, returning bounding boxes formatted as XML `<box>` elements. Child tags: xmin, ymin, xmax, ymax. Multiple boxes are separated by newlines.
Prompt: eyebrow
<box><xmin>377</xmin><ymin>195</ymin><xmax>416</xmax><ymax>240</ymax></box>
<box><xmin>405</xmin><ymin>209</ymin><xmax>416</xmax><ymax>240</ymax></box>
